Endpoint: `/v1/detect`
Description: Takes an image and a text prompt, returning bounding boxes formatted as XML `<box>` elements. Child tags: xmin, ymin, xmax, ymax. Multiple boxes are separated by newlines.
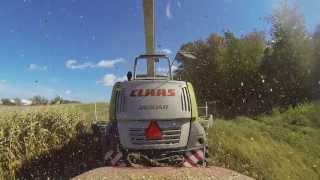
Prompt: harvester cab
<box><xmin>92</xmin><ymin>0</ymin><xmax>212</xmax><ymax>167</ymax></box>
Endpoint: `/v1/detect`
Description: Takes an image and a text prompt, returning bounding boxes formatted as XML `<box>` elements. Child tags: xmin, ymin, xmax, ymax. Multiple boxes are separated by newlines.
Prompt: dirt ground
<box><xmin>72</xmin><ymin>166</ymin><xmax>254</xmax><ymax>180</ymax></box>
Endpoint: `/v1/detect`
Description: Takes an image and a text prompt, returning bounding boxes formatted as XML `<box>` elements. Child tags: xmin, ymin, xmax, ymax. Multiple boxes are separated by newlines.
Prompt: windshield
<box><xmin>1</xmin><ymin>0</ymin><xmax>320</xmax><ymax>179</ymax></box>
<box><xmin>135</xmin><ymin>56</ymin><xmax>172</xmax><ymax>78</ymax></box>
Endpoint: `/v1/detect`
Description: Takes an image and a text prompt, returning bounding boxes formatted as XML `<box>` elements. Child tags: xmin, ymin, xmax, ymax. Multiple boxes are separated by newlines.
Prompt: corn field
<box><xmin>0</xmin><ymin>103</ymin><xmax>108</xmax><ymax>179</ymax></box>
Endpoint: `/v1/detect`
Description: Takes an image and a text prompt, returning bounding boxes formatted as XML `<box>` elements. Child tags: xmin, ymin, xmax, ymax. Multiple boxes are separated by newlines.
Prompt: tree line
<box><xmin>176</xmin><ymin>3</ymin><xmax>320</xmax><ymax>117</ymax></box>
<box><xmin>1</xmin><ymin>96</ymin><xmax>81</xmax><ymax>106</ymax></box>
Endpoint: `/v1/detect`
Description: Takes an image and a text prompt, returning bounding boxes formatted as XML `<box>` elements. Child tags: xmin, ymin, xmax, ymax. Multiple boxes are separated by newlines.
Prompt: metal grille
<box><xmin>181</xmin><ymin>87</ymin><xmax>191</xmax><ymax>112</ymax></box>
<box><xmin>129</xmin><ymin>126</ymin><xmax>181</xmax><ymax>145</ymax></box>
<box><xmin>116</xmin><ymin>91</ymin><xmax>126</xmax><ymax>113</ymax></box>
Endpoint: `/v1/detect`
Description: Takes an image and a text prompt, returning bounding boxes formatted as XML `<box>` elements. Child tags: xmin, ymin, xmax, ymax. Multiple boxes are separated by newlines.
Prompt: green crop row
<box><xmin>0</xmin><ymin>103</ymin><xmax>108</xmax><ymax>179</ymax></box>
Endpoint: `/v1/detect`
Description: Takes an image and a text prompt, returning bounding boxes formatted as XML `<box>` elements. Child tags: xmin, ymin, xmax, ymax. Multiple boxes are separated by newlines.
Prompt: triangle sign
<box><xmin>145</xmin><ymin>121</ymin><xmax>163</xmax><ymax>140</ymax></box>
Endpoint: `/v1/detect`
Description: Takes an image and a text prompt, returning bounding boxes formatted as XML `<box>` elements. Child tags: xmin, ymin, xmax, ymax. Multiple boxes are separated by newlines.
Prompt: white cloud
<box><xmin>98</xmin><ymin>74</ymin><xmax>126</xmax><ymax>87</ymax></box>
<box><xmin>21</xmin><ymin>99</ymin><xmax>32</xmax><ymax>106</ymax></box>
<box><xmin>66</xmin><ymin>60</ymin><xmax>95</xmax><ymax>69</ymax></box>
<box><xmin>28</xmin><ymin>64</ymin><xmax>47</xmax><ymax>71</ymax></box>
<box><xmin>157</xmin><ymin>65</ymin><xmax>178</xmax><ymax>75</ymax></box>
<box><xmin>99</xmin><ymin>74</ymin><xmax>117</xmax><ymax>86</ymax></box>
<box><xmin>157</xmin><ymin>67</ymin><xmax>169</xmax><ymax>75</ymax></box>
<box><xmin>172</xmin><ymin>65</ymin><xmax>178</xmax><ymax>72</ymax></box>
<box><xmin>66</xmin><ymin>58</ymin><xmax>125</xmax><ymax>70</ymax></box>
<box><xmin>159</xmin><ymin>48</ymin><xmax>172</xmax><ymax>55</ymax></box>
<box><xmin>117</xmin><ymin>76</ymin><xmax>127</xmax><ymax>82</ymax></box>
<box><xmin>0</xmin><ymin>80</ymin><xmax>6</xmax><ymax>83</ymax></box>
<box><xmin>166</xmin><ymin>1</ymin><xmax>173</xmax><ymax>19</ymax></box>
<box><xmin>65</xmin><ymin>90</ymin><xmax>72</xmax><ymax>95</ymax></box>
<box><xmin>96</xmin><ymin>58</ymin><xmax>125</xmax><ymax>68</ymax></box>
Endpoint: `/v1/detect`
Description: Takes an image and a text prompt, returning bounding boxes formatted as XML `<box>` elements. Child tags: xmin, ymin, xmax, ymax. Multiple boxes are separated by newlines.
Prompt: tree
<box><xmin>260</xmin><ymin>2</ymin><xmax>313</xmax><ymax>107</ymax></box>
<box><xmin>1</xmin><ymin>98</ymin><xmax>15</xmax><ymax>106</ymax></box>
<box><xmin>31</xmin><ymin>96</ymin><xmax>48</xmax><ymax>105</ymax></box>
<box><xmin>13</xmin><ymin>98</ymin><xmax>21</xmax><ymax>106</ymax></box>
<box><xmin>176</xmin><ymin>40</ymin><xmax>212</xmax><ymax>103</ymax></box>
<box><xmin>312</xmin><ymin>25</ymin><xmax>320</xmax><ymax>99</ymax></box>
<box><xmin>218</xmin><ymin>31</ymin><xmax>266</xmax><ymax>115</ymax></box>
<box><xmin>174</xmin><ymin>1</ymin><xmax>315</xmax><ymax>117</ymax></box>
<box><xmin>50</xmin><ymin>96</ymin><xmax>64</xmax><ymax>105</ymax></box>
<box><xmin>176</xmin><ymin>32</ymin><xmax>266</xmax><ymax>117</ymax></box>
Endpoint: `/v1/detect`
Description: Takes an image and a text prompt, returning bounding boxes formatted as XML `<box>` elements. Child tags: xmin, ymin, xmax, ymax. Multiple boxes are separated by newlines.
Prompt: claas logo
<box><xmin>130</xmin><ymin>89</ymin><xmax>176</xmax><ymax>97</ymax></box>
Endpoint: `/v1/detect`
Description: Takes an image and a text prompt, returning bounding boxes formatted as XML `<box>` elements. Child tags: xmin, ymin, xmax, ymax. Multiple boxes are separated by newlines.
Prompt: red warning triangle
<box><xmin>145</xmin><ymin>121</ymin><xmax>163</xmax><ymax>140</ymax></box>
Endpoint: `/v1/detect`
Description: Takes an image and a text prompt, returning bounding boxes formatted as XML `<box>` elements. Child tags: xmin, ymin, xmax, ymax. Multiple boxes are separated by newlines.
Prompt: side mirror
<box><xmin>175</xmin><ymin>51</ymin><xmax>197</xmax><ymax>60</ymax></box>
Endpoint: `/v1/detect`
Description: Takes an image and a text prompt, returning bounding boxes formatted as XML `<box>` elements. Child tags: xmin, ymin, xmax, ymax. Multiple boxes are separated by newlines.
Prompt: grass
<box><xmin>0</xmin><ymin>102</ymin><xmax>319</xmax><ymax>179</ymax></box>
<box><xmin>208</xmin><ymin>103</ymin><xmax>320</xmax><ymax>180</ymax></box>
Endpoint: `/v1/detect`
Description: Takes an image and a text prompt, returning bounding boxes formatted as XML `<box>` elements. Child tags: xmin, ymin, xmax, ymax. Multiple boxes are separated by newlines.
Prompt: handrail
<box><xmin>133</xmin><ymin>54</ymin><xmax>172</xmax><ymax>80</ymax></box>
<box><xmin>198</xmin><ymin>102</ymin><xmax>208</xmax><ymax>117</ymax></box>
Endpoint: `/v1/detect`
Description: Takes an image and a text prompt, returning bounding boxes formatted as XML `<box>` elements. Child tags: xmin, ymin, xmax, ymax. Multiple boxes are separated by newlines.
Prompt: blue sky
<box><xmin>0</xmin><ymin>0</ymin><xmax>319</xmax><ymax>102</ymax></box>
